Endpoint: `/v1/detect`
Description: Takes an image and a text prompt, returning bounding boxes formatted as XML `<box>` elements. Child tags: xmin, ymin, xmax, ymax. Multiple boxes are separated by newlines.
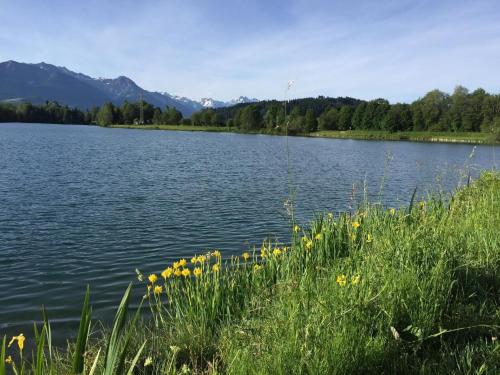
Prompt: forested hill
<box><xmin>212</xmin><ymin>96</ymin><xmax>362</xmax><ymax>121</ymax></box>
<box><xmin>190</xmin><ymin>87</ymin><xmax>500</xmax><ymax>136</ymax></box>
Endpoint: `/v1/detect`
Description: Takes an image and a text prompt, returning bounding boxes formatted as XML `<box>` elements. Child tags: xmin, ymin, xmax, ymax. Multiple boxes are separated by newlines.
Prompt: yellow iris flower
<box><xmin>193</xmin><ymin>267</ymin><xmax>202</xmax><ymax>277</ymax></box>
<box><xmin>181</xmin><ymin>268</ymin><xmax>190</xmax><ymax>277</ymax></box>
<box><xmin>242</xmin><ymin>252</ymin><xmax>250</xmax><ymax>261</ymax></box>
<box><xmin>336</xmin><ymin>275</ymin><xmax>347</xmax><ymax>287</ymax></box>
<box><xmin>148</xmin><ymin>274</ymin><xmax>158</xmax><ymax>284</ymax></box>
<box><xmin>161</xmin><ymin>267</ymin><xmax>173</xmax><ymax>279</ymax></box>
<box><xmin>8</xmin><ymin>333</ymin><xmax>25</xmax><ymax>351</ymax></box>
<box><xmin>154</xmin><ymin>285</ymin><xmax>163</xmax><ymax>295</ymax></box>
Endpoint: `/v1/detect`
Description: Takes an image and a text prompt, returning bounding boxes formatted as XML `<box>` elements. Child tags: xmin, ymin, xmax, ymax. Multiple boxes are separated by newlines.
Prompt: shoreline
<box><xmin>110</xmin><ymin>124</ymin><xmax>499</xmax><ymax>145</ymax></box>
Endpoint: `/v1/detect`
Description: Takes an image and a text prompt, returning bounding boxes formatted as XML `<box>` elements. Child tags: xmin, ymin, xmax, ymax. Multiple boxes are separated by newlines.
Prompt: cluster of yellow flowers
<box><xmin>4</xmin><ymin>333</ymin><xmax>25</xmax><ymax>366</ymax></box>
<box><xmin>144</xmin><ymin>249</ymin><xmax>231</xmax><ymax>295</ymax></box>
<box><xmin>336</xmin><ymin>274</ymin><xmax>360</xmax><ymax>287</ymax></box>
<box><xmin>261</xmin><ymin>245</ymin><xmax>287</xmax><ymax>258</ymax></box>
<box><xmin>144</xmin><ymin>244</ymin><xmax>292</xmax><ymax>297</ymax></box>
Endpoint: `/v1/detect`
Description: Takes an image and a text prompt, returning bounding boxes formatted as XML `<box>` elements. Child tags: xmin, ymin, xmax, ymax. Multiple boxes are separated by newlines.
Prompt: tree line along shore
<box><xmin>1</xmin><ymin>86</ymin><xmax>499</xmax><ymax>143</ymax></box>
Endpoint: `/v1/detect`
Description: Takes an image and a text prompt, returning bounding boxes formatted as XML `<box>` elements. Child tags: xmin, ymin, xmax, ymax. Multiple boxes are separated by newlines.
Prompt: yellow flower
<box><xmin>390</xmin><ymin>208</ymin><xmax>396</xmax><ymax>215</ymax></box>
<box><xmin>212</xmin><ymin>250</ymin><xmax>221</xmax><ymax>258</ymax></box>
<box><xmin>154</xmin><ymin>285</ymin><xmax>163</xmax><ymax>295</ymax></box>
<box><xmin>352</xmin><ymin>221</ymin><xmax>360</xmax><ymax>229</ymax></box>
<box><xmin>5</xmin><ymin>355</ymin><xmax>13</xmax><ymax>364</ymax></box>
<box><xmin>173</xmin><ymin>261</ymin><xmax>180</xmax><ymax>269</ymax></box>
<box><xmin>366</xmin><ymin>234</ymin><xmax>373</xmax><ymax>243</ymax></box>
<box><xmin>148</xmin><ymin>274</ymin><xmax>158</xmax><ymax>284</ymax></box>
<box><xmin>193</xmin><ymin>267</ymin><xmax>202</xmax><ymax>277</ymax></box>
<box><xmin>181</xmin><ymin>268</ymin><xmax>191</xmax><ymax>277</ymax></box>
<box><xmin>161</xmin><ymin>267</ymin><xmax>173</xmax><ymax>279</ymax></box>
<box><xmin>305</xmin><ymin>239</ymin><xmax>313</xmax><ymax>251</ymax></box>
<box><xmin>179</xmin><ymin>258</ymin><xmax>187</xmax><ymax>267</ymax></box>
<box><xmin>212</xmin><ymin>264</ymin><xmax>220</xmax><ymax>272</ymax></box>
<box><xmin>314</xmin><ymin>233</ymin><xmax>322</xmax><ymax>240</ymax></box>
<box><xmin>336</xmin><ymin>275</ymin><xmax>347</xmax><ymax>287</ymax></box>
<box><xmin>273</xmin><ymin>248</ymin><xmax>282</xmax><ymax>257</ymax></box>
<box><xmin>191</xmin><ymin>256</ymin><xmax>197</xmax><ymax>264</ymax></box>
<box><xmin>174</xmin><ymin>269</ymin><xmax>182</xmax><ymax>277</ymax></box>
<box><xmin>253</xmin><ymin>264</ymin><xmax>262</xmax><ymax>271</ymax></box>
<box><xmin>197</xmin><ymin>255</ymin><xmax>206</xmax><ymax>263</ymax></box>
<box><xmin>242</xmin><ymin>252</ymin><xmax>250</xmax><ymax>261</ymax></box>
<box><xmin>293</xmin><ymin>225</ymin><xmax>300</xmax><ymax>233</ymax></box>
<box><xmin>351</xmin><ymin>275</ymin><xmax>360</xmax><ymax>285</ymax></box>
<box><xmin>144</xmin><ymin>357</ymin><xmax>153</xmax><ymax>367</ymax></box>
<box><xmin>8</xmin><ymin>333</ymin><xmax>25</xmax><ymax>351</ymax></box>
<box><xmin>261</xmin><ymin>247</ymin><xmax>268</xmax><ymax>258</ymax></box>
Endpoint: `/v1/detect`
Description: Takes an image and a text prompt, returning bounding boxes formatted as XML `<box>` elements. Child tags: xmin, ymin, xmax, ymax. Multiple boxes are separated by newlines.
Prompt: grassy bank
<box><xmin>2</xmin><ymin>173</ymin><xmax>499</xmax><ymax>374</ymax></box>
<box><xmin>109</xmin><ymin>124</ymin><xmax>499</xmax><ymax>144</ymax></box>
<box><xmin>312</xmin><ymin>130</ymin><xmax>497</xmax><ymax>144</ymax></box>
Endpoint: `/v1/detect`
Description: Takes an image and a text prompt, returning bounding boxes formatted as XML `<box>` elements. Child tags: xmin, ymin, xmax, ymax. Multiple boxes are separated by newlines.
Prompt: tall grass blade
<box><xmin>407</xmin><ymin>186</ymin><xmax>418</xmax><ymax>214</ymax></box>
<box><xmin>0</xmin><ymin>336</ymin><xmax>6</xmax><ymax>375</ymax></box>
<box><xmin>115</xmin><ymin>299</ymin><xmax>144</xmax><ymax>375</ymax></box>
<box><xmin>88</xmin><ymin>348</ymin><xmax>101</xmax><ymax>375</ymax></box>
<box><xmin>34</xmin><ymin>325</ymin><xmax>46</xmax><ymax>375</ymax></box>
<box><xmin>103</xmin><ymin>282</ymin><xmax>133</xmax><ymax>375</ymax></box>
<box><xmin>41</xmin><ymin>306</ymin><xmax>52</xmax><ymax>363</ymax></box>
<box><xmin>126</xmin><ymin>340</ymin><xmax>147</xmax><ymax>375</ymax></box>
<box><xmin>72</xmin><ymin>285</ymin><xmax>91</xmax><ymax>374</ymax></box>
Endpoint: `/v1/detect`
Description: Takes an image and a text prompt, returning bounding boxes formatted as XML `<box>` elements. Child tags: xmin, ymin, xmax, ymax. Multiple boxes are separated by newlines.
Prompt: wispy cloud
<box><xmin>1</xmin><ymin>0</ymin><xmax>499</xmax><ymax>101</ymax></box>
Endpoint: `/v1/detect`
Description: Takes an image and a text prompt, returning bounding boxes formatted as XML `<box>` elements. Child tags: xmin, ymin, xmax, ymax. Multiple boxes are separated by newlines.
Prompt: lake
<box><xmin>0</xmin><ymin>123</ymin><xmax>498</xmax><ymax>345</ymax></box>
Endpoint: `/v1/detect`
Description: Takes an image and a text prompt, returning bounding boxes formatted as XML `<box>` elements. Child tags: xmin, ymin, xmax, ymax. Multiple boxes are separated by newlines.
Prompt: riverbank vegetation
<box><xmin>2</xmin><ymin>172</ymin><xmax>499</xmax><ymax>374</ymax></box>
<box><xmin>1</xmin><ymin>86</ymin><xmax>500</xmax><ymax>142</ymax></box>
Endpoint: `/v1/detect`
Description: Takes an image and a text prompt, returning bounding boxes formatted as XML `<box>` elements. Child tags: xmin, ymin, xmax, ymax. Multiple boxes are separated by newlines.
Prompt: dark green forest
<box><xmin>1</xmin><ymin>86</ymin><xmax>500</xmax><ymax>136</ymax></box>
<box><xmin>0</xmin><ymin>100</ymin><xmax>184</xmax><ymax>127</ymax></box>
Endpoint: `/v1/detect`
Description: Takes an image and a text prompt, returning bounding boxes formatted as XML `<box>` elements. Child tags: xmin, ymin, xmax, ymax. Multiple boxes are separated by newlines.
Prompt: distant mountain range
<box><xmin>0</xmin><ymin>60</ymin><xmax>258</xmax><ymax>116</ymax></box>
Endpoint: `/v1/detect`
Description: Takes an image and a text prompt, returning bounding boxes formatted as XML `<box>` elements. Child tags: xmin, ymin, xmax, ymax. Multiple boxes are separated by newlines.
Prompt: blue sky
<box><xmin>1</xmin><ymin>0</ymin><xmax>499</xmax><ymax>102</ymax></box>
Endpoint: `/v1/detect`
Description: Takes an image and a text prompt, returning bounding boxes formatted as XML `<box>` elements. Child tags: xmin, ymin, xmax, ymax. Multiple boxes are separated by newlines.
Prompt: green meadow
<box><xmin>109</xmin><ymin>124</ymin><xmax>499</xmax><ymax>144</ymax></box>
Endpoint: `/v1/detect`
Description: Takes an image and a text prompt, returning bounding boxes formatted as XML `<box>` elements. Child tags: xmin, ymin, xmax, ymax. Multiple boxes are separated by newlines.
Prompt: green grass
<box><xmin>109</xmin><ymin>124</ymin><xmax>500</xmax><ymax>144</ymax></box>
<box><xmin>311</xmin><ymin>130</ymin><xmax>497</xmax><ymax>144</ymax></box>
<box><xmin>2</xmin><ymin>172</ymin><xmax>499</xmax><ymax>374</ymax></box>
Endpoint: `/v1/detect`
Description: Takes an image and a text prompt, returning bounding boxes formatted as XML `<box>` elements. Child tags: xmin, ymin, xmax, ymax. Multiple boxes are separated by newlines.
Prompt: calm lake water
<box><xmin>0</xmin><ymin>123</ymin><xmax>498</xmax><ymax>345</ymax></box>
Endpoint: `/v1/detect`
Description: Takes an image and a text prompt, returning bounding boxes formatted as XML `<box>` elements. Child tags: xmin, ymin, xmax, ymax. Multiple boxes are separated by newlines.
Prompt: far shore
<box><xmin>109</xmin><ymin>124</ymin><xmax>499</xmax><ymax>145</ymax></box>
